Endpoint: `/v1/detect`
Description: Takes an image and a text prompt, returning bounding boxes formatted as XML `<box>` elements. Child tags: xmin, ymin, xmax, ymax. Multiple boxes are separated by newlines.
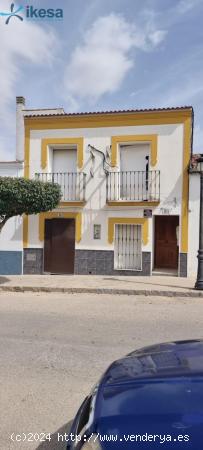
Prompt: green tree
<box><xmin>0</xmin><ymin>177</ymin><xmax>62</xmax><ymax>231</ymax></box>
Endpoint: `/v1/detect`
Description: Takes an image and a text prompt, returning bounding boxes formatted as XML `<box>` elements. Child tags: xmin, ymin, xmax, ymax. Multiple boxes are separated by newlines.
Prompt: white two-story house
<box><xmin>14</xmin><ymin>97</ymin><xmax>193</xmax><ymax>277</ymax></box>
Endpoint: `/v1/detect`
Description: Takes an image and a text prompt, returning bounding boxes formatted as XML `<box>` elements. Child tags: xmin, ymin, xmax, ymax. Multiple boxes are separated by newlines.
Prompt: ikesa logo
<box><xmin>26</xmin><ymin>5</ymin><xmax>63</xmax><ymax>19</ymax></box>
<box><xmin>0</xmin><ymin>3</ymin><xmax>63</xmax><ymax>24</ymax></box>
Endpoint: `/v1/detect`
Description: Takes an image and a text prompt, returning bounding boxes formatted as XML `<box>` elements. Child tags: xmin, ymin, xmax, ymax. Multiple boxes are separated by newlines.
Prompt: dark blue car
<box><xmin>66</xmin><ymin>340</ymin><xmax>203</xmax><ymax>449</ymax></box>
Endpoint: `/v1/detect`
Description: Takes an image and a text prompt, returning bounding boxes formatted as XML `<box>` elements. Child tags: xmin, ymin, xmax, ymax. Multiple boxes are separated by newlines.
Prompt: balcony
<box><xmin>106</xmin><ymin>170</ymin><xmax>160</xmax><ymax>204</ymax></box>
<box><xmin>35</xmin><ymin>172</ymin><xmax>86</xmax><ymax>203</ymax></box>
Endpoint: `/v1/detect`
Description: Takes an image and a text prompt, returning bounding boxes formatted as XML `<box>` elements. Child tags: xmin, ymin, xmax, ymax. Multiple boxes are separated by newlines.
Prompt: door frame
<box><xmin>39</xmin><ymin>211</ymin><xmax>82</xmax><ymax>243</ymax></box>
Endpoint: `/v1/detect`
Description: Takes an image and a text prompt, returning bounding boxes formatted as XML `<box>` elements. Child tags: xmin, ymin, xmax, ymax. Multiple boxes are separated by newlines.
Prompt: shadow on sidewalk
<box><xmin>103</xmin><ymin>277</ymin><xmax>194</xmax><ymax>291</ymax></box>
<box><xmin>0</xmin><ymin>276</ymin><xmax>10</xmax><ymax>285</ymax></box>
<box><xmin>37</xmin><ymin>421</ymin><xmax>73</xmax><ymax>450</ymax></box>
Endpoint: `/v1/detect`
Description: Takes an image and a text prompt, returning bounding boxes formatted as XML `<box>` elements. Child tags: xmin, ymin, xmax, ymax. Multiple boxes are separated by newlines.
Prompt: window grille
<box><xmin>114</xmin><ymin>224</ymin><xmax>142</xmax><ymax>270</ymax></box>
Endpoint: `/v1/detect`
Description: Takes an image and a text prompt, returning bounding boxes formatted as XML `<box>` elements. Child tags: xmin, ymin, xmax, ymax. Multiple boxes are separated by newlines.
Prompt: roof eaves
<box><xmin>24</xmin><ymin>106</ymin><xmax>193</xmax><ymax>119</ymax></box>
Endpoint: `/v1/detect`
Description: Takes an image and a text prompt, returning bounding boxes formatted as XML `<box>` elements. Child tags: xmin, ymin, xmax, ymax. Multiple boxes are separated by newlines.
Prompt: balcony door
<box><xmin>120</xmin><ymin>143</ymin><xmax>150</xmax><ymax>200</ymax></box>
<box><xmin>53</xmin><ymin>149</ymin><xmax>77</xmax><ymax>201</ymax></box>
<box><xmin>44</xmin><ymin>218</ymin><xmax>75</xmax><ymax>274</ymax></box>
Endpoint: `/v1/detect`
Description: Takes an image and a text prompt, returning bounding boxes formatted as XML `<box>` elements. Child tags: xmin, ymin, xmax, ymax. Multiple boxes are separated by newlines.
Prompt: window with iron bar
<box><xmin>114</xmin><ymin>224</ymin><xmax>142</xmax><ymax>270</ymax></box>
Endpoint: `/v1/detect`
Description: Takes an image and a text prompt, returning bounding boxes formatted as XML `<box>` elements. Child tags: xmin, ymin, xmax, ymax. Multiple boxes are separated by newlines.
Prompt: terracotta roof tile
<box><xmin>24</xmin><ymin>106</ymin><xmax>193</xmax><ymax>118</ymax></box>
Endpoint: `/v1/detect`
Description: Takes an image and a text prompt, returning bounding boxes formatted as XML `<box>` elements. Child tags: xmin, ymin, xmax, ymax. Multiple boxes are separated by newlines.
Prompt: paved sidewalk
<box><xmin>0</xmin><ymin>274</ymin><xmax>202</xmax><ymax>297</ymax></box>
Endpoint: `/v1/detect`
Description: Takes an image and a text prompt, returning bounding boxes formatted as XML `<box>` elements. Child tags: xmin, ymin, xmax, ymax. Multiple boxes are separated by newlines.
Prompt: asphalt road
<box><xmin>0</xmin><ymin>292</ymin><xmax>203</xmax><ymax>450</ymax></box>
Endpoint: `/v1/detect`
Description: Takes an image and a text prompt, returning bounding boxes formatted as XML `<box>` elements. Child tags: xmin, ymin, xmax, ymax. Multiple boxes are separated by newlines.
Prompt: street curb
<box><xmin>0</xmin><ymin>286</ymin><xmax>203</xmax><ymax>297</ymax></box>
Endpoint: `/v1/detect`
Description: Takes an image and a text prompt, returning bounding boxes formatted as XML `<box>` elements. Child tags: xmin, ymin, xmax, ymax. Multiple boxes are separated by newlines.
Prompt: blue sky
<box><xmin>0</xmin><ymin>0</ymin><xmax>203</xmax><ymax>159</ymax></box>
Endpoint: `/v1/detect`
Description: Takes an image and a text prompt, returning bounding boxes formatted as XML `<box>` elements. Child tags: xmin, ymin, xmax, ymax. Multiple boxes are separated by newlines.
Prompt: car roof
<box><xmin>100</xmin><ymin>340</ymin><xmax>203</xmax><ymax>387</ymax></box>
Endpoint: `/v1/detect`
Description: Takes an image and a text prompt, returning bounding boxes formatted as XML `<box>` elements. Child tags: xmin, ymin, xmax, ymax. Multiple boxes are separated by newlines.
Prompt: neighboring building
<box><xmin>188</xmin><ymin>154</ymin><xmax>201</xmax><ymax>278</ymax></box>
<box><xmin>15</xmin><ymin>97</ymin><xmax>194</xmax><ymax>277</ymax></box>
<box><xmin>0</xmin><ymin>160</ymin><xmax>23</xmax><ymax>274</ymax></box>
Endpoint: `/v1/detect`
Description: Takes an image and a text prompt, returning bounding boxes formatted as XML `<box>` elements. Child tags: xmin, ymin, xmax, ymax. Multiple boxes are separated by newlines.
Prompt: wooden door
<box><xmin>155</xmin><ymin>216</ymin><xmax>179</xmax><ymax>269</ymax></box>
<box><xmin>44</xmin><ymin>219</ymin><xmax>75</xmax><ymax>274</ymax></box>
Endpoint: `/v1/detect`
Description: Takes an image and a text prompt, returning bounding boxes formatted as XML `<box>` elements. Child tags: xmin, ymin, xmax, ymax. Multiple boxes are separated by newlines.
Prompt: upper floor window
<box><xmin>119</xmin><ymin>143</ymin><xmax>150</xmax><ymax>172</ymax></box>
<box><xmin>52</xmin><ymin>148</ymin><xmax>77</xmax><ymax>173</ymax></box>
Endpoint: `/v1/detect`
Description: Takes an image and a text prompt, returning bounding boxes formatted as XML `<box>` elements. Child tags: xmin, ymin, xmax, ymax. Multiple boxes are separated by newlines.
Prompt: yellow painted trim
<box><xmin>23</xmin><ymin>126</ymin><xmax>30</xmax><ymax>247</ymax></box>
<box><xmin>23</xmin><ymin>215</ymin><xmax>28</xmax><ymax>248</ymax></box>
<box><xmin>41</xmin><ymin>137</ymin><xmax>84</xmax><ymax>170</ymax></box>
<box><xmin>111</xmin><ymin>134</ymin><xmax>157</xmax><ymax>167</ymax></box>
<box><xmin>181</xmin><ymin>116</ymin><xmax>192</xmax><ymax>252</ymax></box>
<box><xmin>39</xmin><ymin>212</ymin><xmax>82</xmax><ymax>243</ymax></box>
<box><xmin>24</xmin><ymin>109</ymin><xmax>192</xmax><ymax>131</ymax></box>
<box><xmin>107</xmin><ymin>201</ymin><xmax>159</xmax><ymax>207</ymax></box>
<box><xmin>24</xmin><ymin>126</ymin><xmax>30</xmax><ymax>178</ymax></box>
<box><xmin>108</xmin><ymin>217</ymin><xmax>149</xmax><ymax>245</ymax></box>
<box><xmin>59</xmin><ymin>201</ymin><xmax>86</xmax><ymax>207</ymax></box>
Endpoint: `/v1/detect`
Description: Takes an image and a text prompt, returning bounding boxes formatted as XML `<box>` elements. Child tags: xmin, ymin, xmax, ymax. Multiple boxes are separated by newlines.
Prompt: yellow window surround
<box><xmin>111</xmin><ymin>134</ymin><xmax>158</xmax><ymax>167</ymax></box>
<box><xmin>108</xmin><ymin>217</ymin><xmax>149</xmax><ymax>246</ymax></box>
<box><xmin>41</xmin><ymin>137</ymin><xmax>84</xmax><ymax>170</ymax></box>
<box><xmin>39</xmin><ymin>212</ymin><xmax>82</xmax><ymax>243</ymax></box>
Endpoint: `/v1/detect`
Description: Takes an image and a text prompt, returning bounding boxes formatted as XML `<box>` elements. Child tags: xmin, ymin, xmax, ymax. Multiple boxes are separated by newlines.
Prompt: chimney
<box><xmin>16</xmin><ymin>96</ymin><xmax>25</xmax><ymax>161</ymax></box>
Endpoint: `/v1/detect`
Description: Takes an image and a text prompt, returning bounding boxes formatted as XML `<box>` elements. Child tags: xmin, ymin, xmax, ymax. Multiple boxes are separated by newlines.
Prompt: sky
<box><xmin>0</xmin><ymin>0</ymin><xmax>203</xmax><ymax>160</ymax></box>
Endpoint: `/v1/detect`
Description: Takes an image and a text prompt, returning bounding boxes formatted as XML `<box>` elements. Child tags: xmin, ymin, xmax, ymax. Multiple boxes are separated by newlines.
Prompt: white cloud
<box><xmin>0</xmin><ymin>0</ymin><xmax>58</xmax><ymax>159</ymax></box>
<box><xmin>149</xmin><ymin>30</ymin><xmax>166</xmax><ymax>46</ymax></box>
<box><xmin>157</xmin><ymin>82</ymin><xmax>203</xmax><ymax>108</ymax></box>
<box><xmin>176</xmin><ymin>0</ymin><xmax>202</xmax><ymax>14</ymax></box>
<box><xmin>63</xmin><ymin>13</ymin><xmax>166</xmax><ymax>109</ymax></box>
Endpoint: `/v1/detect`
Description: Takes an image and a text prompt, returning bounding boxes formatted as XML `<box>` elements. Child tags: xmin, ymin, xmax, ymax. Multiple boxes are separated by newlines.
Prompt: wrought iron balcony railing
<box><xmin>106</xmin><ymin>170</ymin><xmax>160</xmax><ymax>202</ymax></box>
<box><xmin>35</xmin><ymin>172</ymin><xmax>86</xmax><ymax>202</ymax></box>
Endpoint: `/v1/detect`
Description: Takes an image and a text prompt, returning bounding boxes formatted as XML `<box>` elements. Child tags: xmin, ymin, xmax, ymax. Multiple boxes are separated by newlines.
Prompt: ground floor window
<box><xmin>114</xmin><ymin>224</ymin><xmax>142</xmax><ymax>270</ymax></box>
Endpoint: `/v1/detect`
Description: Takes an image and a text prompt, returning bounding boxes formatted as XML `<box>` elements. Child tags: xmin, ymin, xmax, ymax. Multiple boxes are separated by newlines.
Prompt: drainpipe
<box><xmin>16</xmin><ymin>96</ymin><xmax>25</xmax><ymax>161</ymax></box>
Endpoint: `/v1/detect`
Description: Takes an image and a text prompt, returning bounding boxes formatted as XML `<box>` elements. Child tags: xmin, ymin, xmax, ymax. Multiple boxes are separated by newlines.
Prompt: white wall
<box><xmin>0</xmin><ymin>162</ymin><xmax>23</xmax><ymax>252</ymax></box>
<box><xmin>0</xmin><ymin>216</ymin><xmax>23</xmax><ymax>251</ymax></box>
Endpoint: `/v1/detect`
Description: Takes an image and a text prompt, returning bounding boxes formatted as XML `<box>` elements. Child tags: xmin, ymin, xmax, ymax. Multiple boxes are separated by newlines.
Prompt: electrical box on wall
<box><xmin>94</xmin><ymin>224</ymin><xmax>101</xmax><ymax>239</ymax></box>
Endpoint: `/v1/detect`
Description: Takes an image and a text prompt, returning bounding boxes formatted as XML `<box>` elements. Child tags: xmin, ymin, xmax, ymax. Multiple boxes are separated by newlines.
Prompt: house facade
<box><xmin>15</xmin><ymin>97</ymin><xmax>193</xmax><ymax>277</ymax></box>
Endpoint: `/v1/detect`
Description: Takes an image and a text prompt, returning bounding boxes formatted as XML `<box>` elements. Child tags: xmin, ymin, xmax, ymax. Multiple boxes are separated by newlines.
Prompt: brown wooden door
<box><xmin>155</xmin><ymin>216</ymin><xmax>179</xmax><ymax>269</ymax></box>
<box><xmin>44</xmin><ymin>219</ymin><xmax>75</xmax><ymax>274</ymax></box>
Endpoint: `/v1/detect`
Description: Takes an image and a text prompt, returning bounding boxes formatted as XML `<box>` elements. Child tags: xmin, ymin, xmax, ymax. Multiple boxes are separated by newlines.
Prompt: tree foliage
<box><xmin>0</xmin><ymin>177</ymin><xmax>62</xmax><ymax>231</ymax></box>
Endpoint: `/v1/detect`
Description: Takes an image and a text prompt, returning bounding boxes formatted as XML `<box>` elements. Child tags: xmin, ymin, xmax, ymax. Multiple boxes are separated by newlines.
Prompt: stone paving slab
<box><xmin>0</xmin><ymin>274</ymin><xmax>202</xmax><ymax>297</ymax></box>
